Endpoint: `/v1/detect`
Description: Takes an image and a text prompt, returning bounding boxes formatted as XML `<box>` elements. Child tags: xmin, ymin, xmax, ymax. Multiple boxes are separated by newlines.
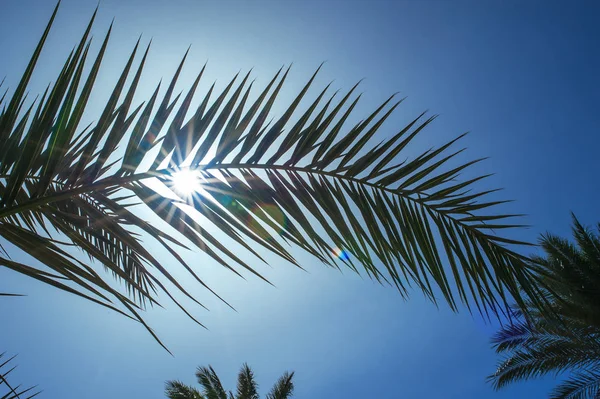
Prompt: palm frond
<box><xmin>490</xmin><ymin>340</ymin><xmax>600</xmax><ymax>389</ymax></box>
<box><xmin>550</xmin><ymin>370</ymin><xmax>600</xmax><ymax>399</ymax></box>
<box><xmin>265</xmin><ymin>372</ymin><xmax>294</xmax><ymax>399</ymax></box>
<box><xmin>236</xmin><ymin>364</ymin><xmax>259</xmax><ymax>399</ymax></box>
<box><xmin>0</xmin><ymin>353</ymin><xmax>40</xmax><ymax>399</ymax></box>
<box><xmin>165</xmin><ymin>380</ymin><xmax>205</xmax><ymax>399</ymax></box>
<box><xmin>195</xmin><ymin>366</ymin><xmax>228</xmax><ymax>399</ymax></box>
<box><xmin>0</xmin><ymin>2</ymin><xmax>541</xmax><ymax>347</ymax></box>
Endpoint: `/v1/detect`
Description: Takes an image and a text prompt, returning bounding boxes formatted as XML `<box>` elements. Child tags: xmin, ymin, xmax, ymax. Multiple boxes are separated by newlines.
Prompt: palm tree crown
<box><xmin>165</xmin><ymin>364</ymin><xmax>294</xmax><ymax>399</ymax></box>
<box><xmin>489</xmin><ymin>215</ymin><xmax>600</xmax><ymax>399</ymax></box>
<box><xmin>1</xmin><ymin>3</ymin><xmax>544</xmax><ymax>349</ymax></box>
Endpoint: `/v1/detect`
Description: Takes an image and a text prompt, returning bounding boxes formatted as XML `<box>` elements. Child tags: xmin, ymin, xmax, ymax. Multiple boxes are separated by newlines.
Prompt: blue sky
<box><xmin>1</xmin><ymin>0</ymin><xmax>599</xmax><ymax>398</ymax></box>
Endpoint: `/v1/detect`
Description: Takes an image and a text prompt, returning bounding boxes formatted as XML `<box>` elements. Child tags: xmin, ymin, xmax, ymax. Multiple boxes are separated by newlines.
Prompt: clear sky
<box><xmin>1</xmin><ymin>0</ymin><xmax>599</xmax><ymax>398</ymax></box>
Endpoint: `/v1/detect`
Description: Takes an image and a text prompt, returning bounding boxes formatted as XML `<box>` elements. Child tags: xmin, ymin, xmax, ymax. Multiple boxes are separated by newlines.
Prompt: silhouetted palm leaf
<box><xmin>195</xmin><ymin>366</ymin><xmax>228</xmax><ymax>399</ymax></box>
<box><xmin>489</xmin><ymin>215</ymin><xmax>600</xmax><ymax>399</ymax></box>
<box><xmin>236</xmin><ymin>364</ymin><xmax>259</xmax><ymax>399</ymax></box>
<box><xmin>265</xmin><ymin>372</ymin><xmax>294</xmax><ymax>399</ymax></box>
<box><xmin>551</xmin><ymin>371</ymin><xmax>600</xmax><ymax>399</ymax></box>
<box><xmin>1</xmin><ymin>3</ymin><xmax>541</xmax><ymax>349</ymax></box>
<box><xmin>165</xmin><ymin>381</ymin><xmax>204</xmax><ymax>399</ymax></box>
<box><xmin>0</xmin><ymin>353</ymin><xmax>40</xmax><ymax>399</ymax></box>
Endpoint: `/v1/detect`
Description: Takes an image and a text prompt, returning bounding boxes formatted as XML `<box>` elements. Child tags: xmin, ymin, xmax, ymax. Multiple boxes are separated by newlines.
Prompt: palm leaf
<box><xmin>236</xmin><ymin>364</ymin><xmax>259</xmax><ymax>399</ymax></box>
<box><xmin>550</xmin><ymin>370</ymin><xmax>600</xmax><ymax>399</ymax></box>
<box><xmin>265</xmin><ymin>372</ymin><xmax>294</xmax><ymax>399</ymax></box>
<box><xmin>0</xmin><ymin>353</ymin><xmax>40</xmax><ymax>399</ymax></box>
<box><xmin>165</xmin><ymin>380</ymin><xmax>205</xmax><ymax>399</ymax></box>
<box><xmin>195</xmin><ymin>366</ymin><xmax>228</xmax><ymax>399</ymax></box>
<box><xmin>0</xmin><ymin>3</ymin><xmax>541</xmax><ymax>348</ymax></box>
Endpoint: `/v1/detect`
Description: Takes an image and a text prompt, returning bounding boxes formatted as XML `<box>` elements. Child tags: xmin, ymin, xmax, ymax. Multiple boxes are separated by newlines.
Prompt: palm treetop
<box><xmin>0</xmin><ymin>2</ymin><xmax>544</xmax><ymax>349</ymax></box>
<box><xmin>165</xmin><ymin>363</ymin><xmax>294</xmax><ymax>399</ymax></box>
<box><xmin>489</xmin><ymin>215</ymin><xmax>600</xmax><ymax>399</ymax></box>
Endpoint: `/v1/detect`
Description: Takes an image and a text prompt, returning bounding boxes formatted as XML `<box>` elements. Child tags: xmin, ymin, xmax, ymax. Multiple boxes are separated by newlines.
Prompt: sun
<box><xmin>170</xmin><ymin>169</ymin><xmax>202</xmax><ymax>196</ymax></box>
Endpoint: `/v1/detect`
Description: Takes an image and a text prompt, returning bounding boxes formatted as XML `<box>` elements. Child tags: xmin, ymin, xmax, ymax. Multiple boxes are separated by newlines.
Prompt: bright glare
<box><xmin>170</xmin><ymin>169</ymin><xmax>202</xmax><ymax>196</ymax></box>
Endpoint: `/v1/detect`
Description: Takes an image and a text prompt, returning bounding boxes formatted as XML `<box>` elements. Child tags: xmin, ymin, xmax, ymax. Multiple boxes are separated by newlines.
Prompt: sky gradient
<box><xmin>1</xmin><ymin>0</ymin><xmax>599</xmax><ymax>398</ymax></box>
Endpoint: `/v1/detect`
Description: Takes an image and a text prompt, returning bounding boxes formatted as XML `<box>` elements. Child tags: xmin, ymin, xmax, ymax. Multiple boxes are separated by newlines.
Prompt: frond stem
<box><xmin>0</xmin><ymin>163</ymin><xmax>520</xmax><ymax>258</ymax></box>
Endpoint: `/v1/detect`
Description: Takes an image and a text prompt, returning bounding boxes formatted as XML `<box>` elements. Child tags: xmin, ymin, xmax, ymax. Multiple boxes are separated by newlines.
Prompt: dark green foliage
<box><xmin>165</xmin><ymin>364</ymin><xmax>294</xmax><ymax>399</ymax></box>
<box><xmin>1</xmin><ymin>3</ymin><xmax>540</xmax><ymax>349</ymax></box>
<box><xmin>165</xmin><ymin>381</ymin><xmax>204</xmax><ymax>399</ymax></box>
<box><xmin>489</xmin><ymin>215</ymin><xmax>600</xmax><ymax>399</ymax></box>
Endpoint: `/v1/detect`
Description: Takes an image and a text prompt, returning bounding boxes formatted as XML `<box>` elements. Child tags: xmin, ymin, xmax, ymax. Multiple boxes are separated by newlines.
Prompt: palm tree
<box><xmin>1</xmin><ymin>2</ymin><xmax>544</xmax><ymax>349</ymax></box>
<box><xmin>165</xmin><ymin>364</ymin><xmax>294</xmax><ymax>399</ymax></box>
<box><xmin>489</xmin><ymin>215</ymin><xmax>600</xmax><ymax>398</ymax></box>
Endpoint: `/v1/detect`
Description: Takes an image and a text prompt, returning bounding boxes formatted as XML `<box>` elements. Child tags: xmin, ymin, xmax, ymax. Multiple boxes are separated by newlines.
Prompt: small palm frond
<box><xmin>550</xmin><ymin>370</ymin><xmax>600</xmax><ymax>399</ymax></box>
<box><xmin>165</xmin><ymin>380</ymin><xmax>205</xmax><ymax>399</ymax></box>
<box><xmin>490</xmin><ymin>318</ymin><xmax>538</xmax><ymax>353</ymax></box>
<box><xmin>265</xmin><ymin>372</ymin><xmax>294</xmax><ymax>399</ymax></box>
<box><xmin>1</xmin><ymin>2</ymin><xmax>541</xmax><ymax>348</ymax></box>
<box><xmin>236</xmin><ymin>364</ymin><xmax>259</xmax><ymax>399</ymax></box>
<box><xmin>0</xmin><ymin>353</ymin><xmax>40</xmax><ymax>399</ymax></box>
<box><xmin>195</xmin><ymin>366</ymin><xmax>228</xmax><ymax>399</ymax></box>
<box><xmin>490</xmin><ymin>338</ymin><xmax>600</xmax><ymax>390</ymax></box>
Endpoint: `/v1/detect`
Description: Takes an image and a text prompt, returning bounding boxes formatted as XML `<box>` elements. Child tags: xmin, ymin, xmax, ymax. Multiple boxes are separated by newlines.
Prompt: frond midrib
<box><xmin>0</xmin><ymin>161</ymin><xmax>527</xmax><ymax>263</ymax></box>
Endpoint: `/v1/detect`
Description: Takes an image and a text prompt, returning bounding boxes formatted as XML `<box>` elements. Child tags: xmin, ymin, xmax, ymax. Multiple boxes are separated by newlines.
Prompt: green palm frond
<box><xmin>1</xmin><ymin>3</ymin><xmax>541</xmax><ymax>348</ymax></box>
<box><xmin>195</xmin><ymin>366</ymin><xmax>228</xmax><ymax>399</ymax></box>
<box><xmin>491</xmin><ymin>339</ymin><xmax>600</xmax><ymax>390</ymax></box>
<box><xmin>165</xmin><ymin>380</ymin><xmax>205</xmax><ymax>399</ymax></box>
<box><xmin>550</xmin><ymin>370</ymin><xmax>600</xmax><ymax>399</ymax></box>
<box><xmin>0</xmin><ymin>353</ymin><xmax>40</xmax><ymax>399</ymax></box>
<box><xmin>236</xmin><ymin>364</ymin><xmax>259</xmax><ymax>399</ymax></box>
<box><xmin>265</xmin><ymin>372</ymin><xmax>294</xmax><ymax>399</ymax></box>
<box><xmin>489</xmin><ymin>215</ymin><xmax>600</xmax><ymax>398</ymax></box>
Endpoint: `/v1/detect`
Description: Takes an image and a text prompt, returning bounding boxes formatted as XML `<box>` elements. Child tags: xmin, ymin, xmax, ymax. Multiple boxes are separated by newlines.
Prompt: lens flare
<box><xmin>333</xmin><ymin>247</ymin><xmax>350</xmax><ymax>261</ymax></box>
